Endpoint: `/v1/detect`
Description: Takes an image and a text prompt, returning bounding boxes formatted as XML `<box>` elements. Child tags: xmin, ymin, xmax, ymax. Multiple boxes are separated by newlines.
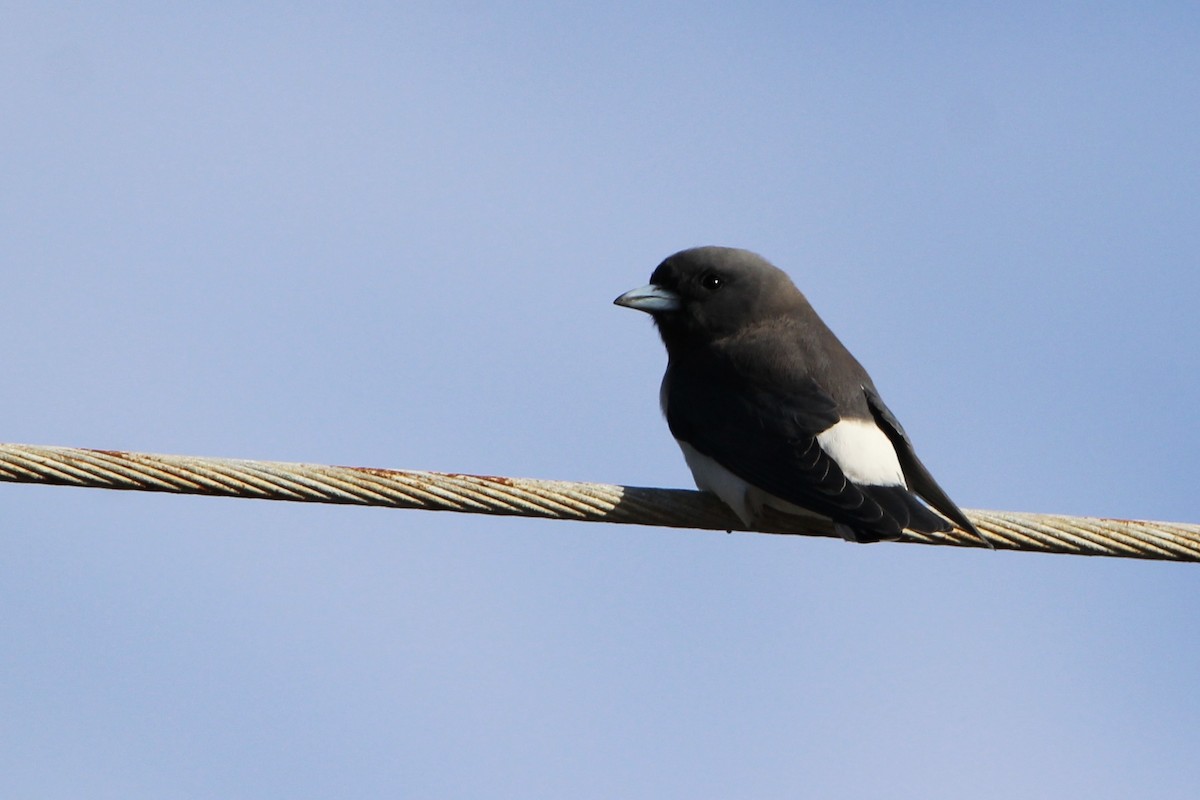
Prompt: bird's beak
<box><xmin>613</xmin><ymin>284</ymin><xmax>681</xmax><ymax>313</ymax></box>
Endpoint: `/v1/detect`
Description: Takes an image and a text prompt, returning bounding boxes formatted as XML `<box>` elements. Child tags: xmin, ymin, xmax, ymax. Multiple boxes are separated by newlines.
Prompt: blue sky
<box><xmin>2</xmin><ymin>4</ymin><xmax>1198</xmax><ymax>797</ymax></box>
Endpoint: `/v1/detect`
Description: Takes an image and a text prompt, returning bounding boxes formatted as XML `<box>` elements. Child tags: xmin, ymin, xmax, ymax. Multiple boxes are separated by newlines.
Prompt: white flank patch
<box><xmin>676</xmin><ymin>441</ymin><xmax>824</xmax><ymax>526</ymax></box>
<box><xmin>815</xmin><ymin>418</ymin><xmax>905</xmax><ymax>487</ymax></box>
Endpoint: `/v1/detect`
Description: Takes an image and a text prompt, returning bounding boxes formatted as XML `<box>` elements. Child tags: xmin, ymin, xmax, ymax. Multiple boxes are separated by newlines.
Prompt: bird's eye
<box><xmin>700</xmin><ymin>273</ymin><xmax>724</xmax><ymax>291</ymax></box>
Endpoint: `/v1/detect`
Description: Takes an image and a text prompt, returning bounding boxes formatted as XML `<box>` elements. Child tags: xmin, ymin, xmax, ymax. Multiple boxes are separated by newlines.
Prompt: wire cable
<box><xmin>2</xmin><ymin>442</ymin><xmax>1195</xmax><ymax>562</ymax></box>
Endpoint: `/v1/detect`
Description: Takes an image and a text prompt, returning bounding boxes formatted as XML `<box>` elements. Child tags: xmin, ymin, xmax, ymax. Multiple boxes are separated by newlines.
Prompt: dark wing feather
<box><xmin>863</xmin><ymin>386</ymin><xmax>989</xmax><ymax>546</ymax></box>
<box><xmin>665</xmin><ymin>354</ymin><xmax>902</xmax><ymax>540</ymax></box>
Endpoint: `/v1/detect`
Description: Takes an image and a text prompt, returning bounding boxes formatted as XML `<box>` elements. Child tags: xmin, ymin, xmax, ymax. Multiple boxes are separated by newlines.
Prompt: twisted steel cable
<box><xmin>1</xmin><ymin>442</ymin><xmax>1195</xmax><ymax>562</ymax></box>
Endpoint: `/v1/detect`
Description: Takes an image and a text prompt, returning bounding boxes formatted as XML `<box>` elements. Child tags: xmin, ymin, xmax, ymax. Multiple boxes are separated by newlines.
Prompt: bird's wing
<box><xmin>664</xmin><ymin>352</ymin><xmax>899</xmax><ymax>532</ymax></box>
<box><xmin>863</xmin><ymin>385</ymin><xmax>988</xmax><ymax>545</ymax></box>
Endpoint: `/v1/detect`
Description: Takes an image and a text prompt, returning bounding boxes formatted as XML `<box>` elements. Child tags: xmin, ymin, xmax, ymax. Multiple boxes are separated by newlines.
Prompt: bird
<box><xmin>614</xmin><ymin>246</ymin><xmax>988</xmax><ymax>547</ymax></box>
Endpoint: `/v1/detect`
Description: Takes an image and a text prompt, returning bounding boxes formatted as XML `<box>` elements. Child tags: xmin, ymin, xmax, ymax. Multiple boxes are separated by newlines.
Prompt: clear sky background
<box><xmin>3</xmin><ymin>4</ymin><xmax>1198</xmax><ymax>798</ymax></box>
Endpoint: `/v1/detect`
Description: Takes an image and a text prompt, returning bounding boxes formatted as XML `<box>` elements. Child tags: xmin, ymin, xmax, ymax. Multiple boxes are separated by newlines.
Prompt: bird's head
<box><xmin>615</xmin><ymin>246</ymin><xmax>802</xmax><ymax>349</ymax></box>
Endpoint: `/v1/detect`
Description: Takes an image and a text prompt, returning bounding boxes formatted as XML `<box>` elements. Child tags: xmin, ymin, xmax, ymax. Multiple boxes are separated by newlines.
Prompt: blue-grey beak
<box><xmin>613</xmin><ymin>284</ymin><xmax>681</xmax><ymax>313</ymax></box>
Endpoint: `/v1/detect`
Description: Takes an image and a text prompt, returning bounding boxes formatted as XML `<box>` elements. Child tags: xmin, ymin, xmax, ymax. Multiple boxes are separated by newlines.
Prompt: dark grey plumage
<box><xmin>615</xmin><ymin>246</ymin><xmax>984</xmax><ymax>545</ymax></box>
